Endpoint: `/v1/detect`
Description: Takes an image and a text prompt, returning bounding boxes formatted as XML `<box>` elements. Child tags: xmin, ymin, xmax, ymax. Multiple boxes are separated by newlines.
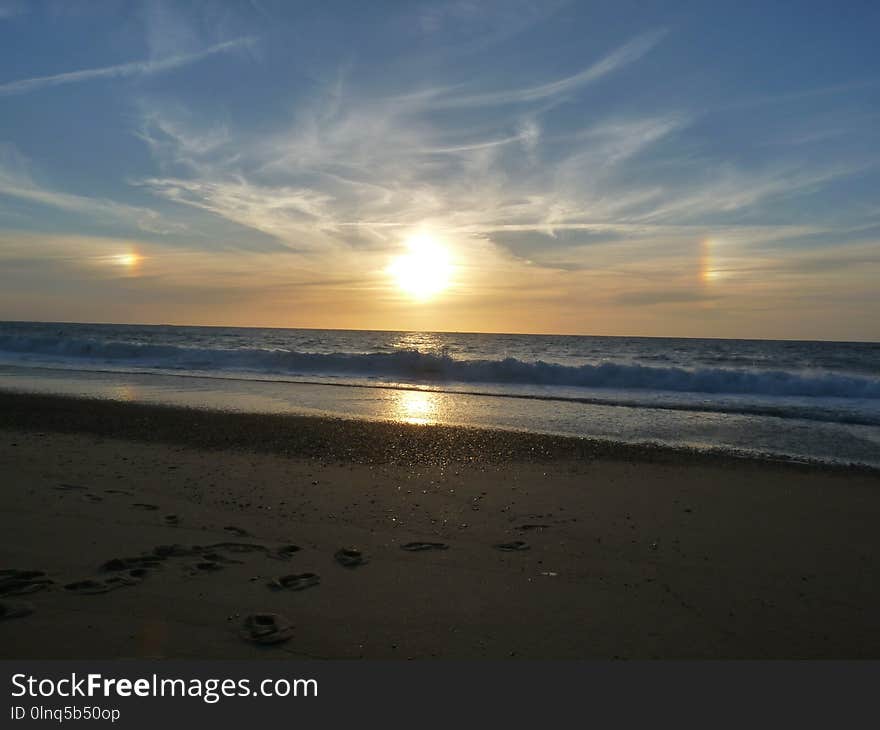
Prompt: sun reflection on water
<box><xmin>391</xmin><ymin>332</ymin><xmax>445</xmax><ymax>353</ymax></box>
<box><xmin>112</xmin><ymin>384</ymin><xmax>139</xmax><ymax>402</ymax></box>
<box><xmin>390</xmin><ymin>388</ymin><xmax>440</xmax><ymax>425</ymax></box>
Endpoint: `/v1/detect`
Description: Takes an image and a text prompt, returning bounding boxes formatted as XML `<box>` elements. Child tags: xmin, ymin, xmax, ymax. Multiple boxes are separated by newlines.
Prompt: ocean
<box><xmin>1</xmin><ymin>320</ymin><xmax>878</xmax><ymax>467</ymax></box>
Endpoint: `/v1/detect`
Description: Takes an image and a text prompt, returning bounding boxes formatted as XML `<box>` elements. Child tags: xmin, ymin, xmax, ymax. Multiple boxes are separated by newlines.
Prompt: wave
<box><xmin>1</xmin><ymin>333</ymin><xmax>880</xmax><ymax>400</ymax></box>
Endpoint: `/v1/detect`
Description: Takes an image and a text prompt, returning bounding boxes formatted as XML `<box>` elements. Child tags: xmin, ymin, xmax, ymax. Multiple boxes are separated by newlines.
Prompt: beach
<box><xmin>2</xmin><ymin>391</ymin><xmax>880</xmax><ymax>659</ymax></box>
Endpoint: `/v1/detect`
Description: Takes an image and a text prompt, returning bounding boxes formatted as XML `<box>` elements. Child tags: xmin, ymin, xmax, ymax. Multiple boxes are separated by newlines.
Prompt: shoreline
<box><xmin>5</xmin><ymin>361</ymin><xmax>879</xmax><ymax>429</ymax></box>
<box><xmin>0</xmin><ymin>389</ymin><xmax>874</xmax><ymax>474</ymax></box>
<box><xmin>3</xmin><ymin>389</ymin><xmax>880</xmax><ymax>658</ymax></box>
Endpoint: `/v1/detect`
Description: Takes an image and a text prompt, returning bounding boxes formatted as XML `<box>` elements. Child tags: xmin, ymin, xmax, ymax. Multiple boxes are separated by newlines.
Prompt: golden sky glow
<box><xmin>700</xmin><ymin>238</ymin><xmax>720</xmax><ymax>285</ymax></box>
<box><xmin>1</xmin><ymin>230</ymin><xmax>879</xmax><ymax>341</ymax></box>
<box><xmin>113</xmin><ymin>252</ymin><xmax>142</xmax><ymax>268</ymax></box>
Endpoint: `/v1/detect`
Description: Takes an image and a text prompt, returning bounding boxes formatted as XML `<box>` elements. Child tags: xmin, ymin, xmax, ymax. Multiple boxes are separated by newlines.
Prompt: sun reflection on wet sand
<box><xmin>390</xmin><ymin>388</ymin><xmax>440</xmax><ymax>425</ymax></box>
<box><xmin>112</xmin><ymin>384</ymin><xmax>140</xmax><ymax>402</ymax></box>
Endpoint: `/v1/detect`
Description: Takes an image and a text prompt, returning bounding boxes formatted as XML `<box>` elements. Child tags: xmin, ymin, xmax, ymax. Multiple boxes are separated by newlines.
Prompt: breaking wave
<box><xmin>1</xmin><ymin>333</ymin><xmax>879</xmax><ymax>400</ymax></box>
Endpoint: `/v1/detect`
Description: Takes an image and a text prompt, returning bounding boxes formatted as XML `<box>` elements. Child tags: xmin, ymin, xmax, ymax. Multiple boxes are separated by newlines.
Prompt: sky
<box><xmin>0</xmin><ymin>0</ymin><xmax>878</xmax><ymax>340</ymax></box>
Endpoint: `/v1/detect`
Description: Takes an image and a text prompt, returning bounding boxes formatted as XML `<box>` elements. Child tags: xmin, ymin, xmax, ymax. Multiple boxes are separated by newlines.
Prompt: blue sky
<box><xmin>0</xmin><ymin>0</ymin><xmax>878</xmax><ymax>339</ymax></box>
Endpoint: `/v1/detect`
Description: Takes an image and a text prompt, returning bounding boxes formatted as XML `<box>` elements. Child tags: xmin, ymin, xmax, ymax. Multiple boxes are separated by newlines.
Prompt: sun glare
<box><xmin>388</xmin><ymin>234</ymin><xmax>452</xmax><ymax>300</ymax></box>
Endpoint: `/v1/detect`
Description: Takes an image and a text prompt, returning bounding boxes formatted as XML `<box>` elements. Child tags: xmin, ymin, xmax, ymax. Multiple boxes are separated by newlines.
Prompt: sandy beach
<box><xmin>2</xmin><ymin>391</ymin><xmax>880</xmax><ymax>659</ymax></box>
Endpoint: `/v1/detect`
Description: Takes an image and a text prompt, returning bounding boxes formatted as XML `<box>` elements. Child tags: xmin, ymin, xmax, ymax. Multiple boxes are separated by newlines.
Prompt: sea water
<box><xmin>1</xmin><ymin>321</ymin><xmax>878</xmax><ymax>466</ymax></box>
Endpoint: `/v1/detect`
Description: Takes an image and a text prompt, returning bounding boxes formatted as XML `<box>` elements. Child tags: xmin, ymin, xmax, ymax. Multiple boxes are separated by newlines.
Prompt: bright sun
<box><xmin>388</xmin><ymin>234</ymin><xmax>452</xmax><ymax>300</ymax></box>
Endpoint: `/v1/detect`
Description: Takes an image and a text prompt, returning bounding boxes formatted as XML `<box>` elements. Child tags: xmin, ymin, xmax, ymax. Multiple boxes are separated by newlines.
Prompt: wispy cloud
<box><xmin>133</xmin><ymin>68</ymin><xmax>853</xmax><ymax>258</ymax></box>
<box><xmin>713</xmin><ymin>78</ymin><xmax>880</xmax><ymax>114</ymax></box>
<box><xmin>625</xmin><ymin>164</ymin><xmax>864</xmax><ymax>224</ymax></box>
<box><xmin>136</xmin><ymin>176</ymin><xmax>337</xmax><ymax>246</ymax></box>
<box><xmin>424</xmin><ymin>29</ymin><xmax>667</xmax><ymax>108</ymax></box>
<box><xmin>0</xmin><ymin>145</ymin><xmax>181</xmax><ymax>234</ymax></box>
<box><xmin>134</xmin><ymin>104</ymin><xmax>233</xmax><ymax>172</ymax></box>
<box><xmin>0</xmin><ymin>36</ymin><xmax>256</xmax><ymax>97</ymax></box>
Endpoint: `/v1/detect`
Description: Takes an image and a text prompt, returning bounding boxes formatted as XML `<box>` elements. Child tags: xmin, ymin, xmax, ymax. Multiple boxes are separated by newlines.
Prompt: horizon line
<box><xmin>2</xmin><ymin>318</ymin><xmax>876</xmax><ymax>346</ymax></box>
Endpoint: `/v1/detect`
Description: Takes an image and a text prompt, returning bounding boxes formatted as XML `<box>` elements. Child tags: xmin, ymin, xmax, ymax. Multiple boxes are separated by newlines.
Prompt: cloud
<box><xmin>757</xmin><ymin>241</ymin><xmax>880</xmax><ymax>276</ymax></box>
<box><xmin>132</xmin><ymin>85</ymin><xmax>847</xmax><ymax>260</ymax></box>
<box><xmin>625</xmin><ymin>164</ymin><xmax>864</xmax><ymax>224</ymax></box>
<box><xmin>136</xmin><ymin>176</ymin><xmax>337</xmax><ymax>246</ymax></box>
<box><xmin>611</xmin><ymin>289</ymin><xmax>718</xmax><ymax>306</ymax></box>
<box><xmin>0</xmin><ymin>145</ymin><xmax>181</xmax><ymax>234</ymax></box>
<box><xmin>0</xmin><ymin>36</ymin><xmax>256</xmax><ymax>97</ymax></box>
<box><xmin>134</xmin><ymin>103</ymin><xmax>233</xmax><ymax>172</ymax></box>
<box><xmin>423</xmin><ymin>29</ymin><xmax>667</xmax><ymax>108</ymax></box>
<box><xmin>135</xmin><ymin>80</ymin><xmax>687</xmax><ymax>250</ymax></box>
<box><xmin>714</xmin><ymin>78</ymin><xmax>880</xmax><ymax>114</ymax></box>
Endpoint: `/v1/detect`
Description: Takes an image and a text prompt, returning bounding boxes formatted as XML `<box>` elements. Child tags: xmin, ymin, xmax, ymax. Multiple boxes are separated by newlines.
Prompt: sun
<box><xmin>388</xmin><ymin>234</ymin><xmax>452</xmax><ymax>300</ymax></box>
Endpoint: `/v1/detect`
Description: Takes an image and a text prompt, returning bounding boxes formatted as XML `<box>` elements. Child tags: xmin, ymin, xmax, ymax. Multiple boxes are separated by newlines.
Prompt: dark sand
<box><xmin>1</xmin><ymin>391</ymin><xmax>879</xmax><ymax>658</ymax></box>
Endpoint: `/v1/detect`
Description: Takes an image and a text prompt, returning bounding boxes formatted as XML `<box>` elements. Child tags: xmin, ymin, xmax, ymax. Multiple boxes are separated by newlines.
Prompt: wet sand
<box><xmin>2</xmin><ymin>391</ymin><xmax>880</xmax><ymax>658</ymax></box>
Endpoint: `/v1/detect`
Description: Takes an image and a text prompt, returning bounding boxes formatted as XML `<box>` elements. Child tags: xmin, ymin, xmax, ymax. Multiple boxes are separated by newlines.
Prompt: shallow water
<box><xmin>2</xmin><ymin>363</ymin><xmax>878</xmax><ymax>468</ymax></box>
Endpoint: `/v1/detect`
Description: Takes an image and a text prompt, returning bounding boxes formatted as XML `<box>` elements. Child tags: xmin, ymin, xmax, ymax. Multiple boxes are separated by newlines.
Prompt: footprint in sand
<box><xmin>400</xmin><ymin>542</ymin><xmax>449</xmax><ymax>552</ymax></box>
<box><xmin>101</xmin><ymin>556</ymin><xmax>163</xmax><ymax>572</ymax></box>
<box><xmin>200</xmin><ymin>552</ymin><xmax>242</xmax><ymax>565</ymax></box>
<box><xmin>153</xmin><ymin>544</ymin><xmax>197</xmax><ymax>558</ymax></box>
<box><xmin>64</xmin><ymin>574</ymin><xmax>141</xmax><ymax>595</ymax></box>
<box><xmin>267</xmin><ymin>573</ymin><xmax>320</xmax><ymax>591</ymax></box>
<box><xmin>0</xmin><ymin>600</ymin><xmax>33</xmax><ymax>621</ymax></box>
<box><xmin>206</xmin><ymin>542</ymin><xmax>269</xmax><ymax>555</ymax></box>
<box><xmin>82</xmin><ymin>494</ymin><xmax>103</xmax><ymax>503</ymax></box>
<box><xmin>273</xmin><ymin>545</ymin><xmax>302</xmax><ymax>560</ymax></box>
<box><xmin>163</xmin><ymin>515</ymin><xmax>180</xmax><ymax>526</ymax></box>
<box><xmin>334</xmin><ymin>548</ymin><xmax>368</xmax><ymax>568</ymax></box>
<box><xmin>104</xmin><ymin>489</ymin><xmax>132</xmax><ymax>496</ymax></box>
<box><xmin>224</xmin><ymin>526</ymin><xmax>250</xmax><ymax>537</ymax></box>
<box><xmin>193</xmin><ymin>561</ymin><xmax>223</xmax><ymax>572</ymax></box>
<box><xmin>0</xmin><ymin>570</ymin><xmax>53</xmax><ymax>597</ymax></box>
<box><xmin>494</xmin><ymin>540</ymin><xmax>530</xmax><ymax>552</ymax></box>
<box><xmin>132</xmin><ymin>503</ymin><xmax>159</xmax><ymax>511</ymax></box>
<box><xmin>241</xmin><ymin>613</ymin><xmax>294</xmax><ymax>645</ymax></box>
<box><xmin>54</xmin><ymin>483</ymin><xmax>87</xmax><ymax>492</ymax></box>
